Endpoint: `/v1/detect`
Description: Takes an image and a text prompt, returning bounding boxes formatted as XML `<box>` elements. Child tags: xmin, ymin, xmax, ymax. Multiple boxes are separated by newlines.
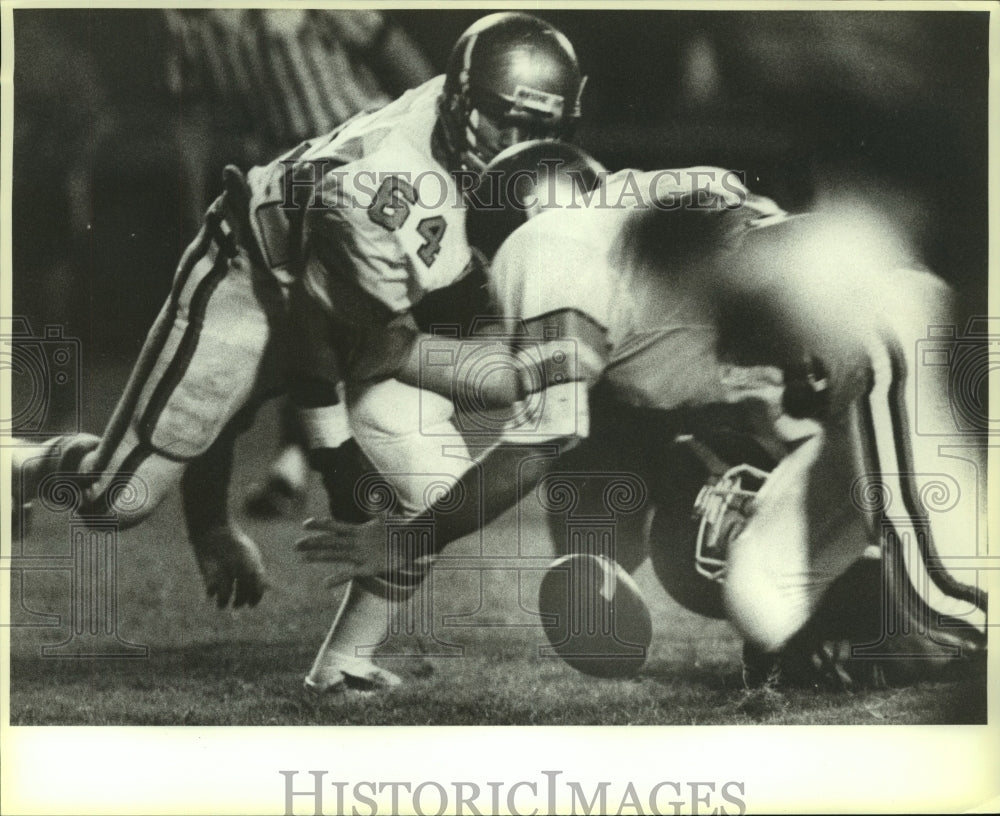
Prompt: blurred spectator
<box><xmin>162</xmin><ymin>9</ymin><xmax>434</xmax><ymax>224</ymax></box>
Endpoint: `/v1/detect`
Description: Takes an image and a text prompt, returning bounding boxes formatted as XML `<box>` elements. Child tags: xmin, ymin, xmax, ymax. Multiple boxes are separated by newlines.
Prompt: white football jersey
<box><xmin>489</xmin><ymin>169</ymin><xmax>785</xmax><ymax>410</ymax></box>
<box><xmin>245</xmin><ymin>76</ymin><xmax>474</xmax><ymax>322</ymax></box>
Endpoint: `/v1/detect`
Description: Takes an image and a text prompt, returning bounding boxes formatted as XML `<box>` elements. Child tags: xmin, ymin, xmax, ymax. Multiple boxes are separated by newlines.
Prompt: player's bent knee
<box><xmin>85</xmin><ymin>477</ymin><xmax>168</xmax><ymax>529</ymax></box>
<box><xmin>83</xmin><ymin>454</ymin><xmax>184</xmax><ymax>529</ymax></box>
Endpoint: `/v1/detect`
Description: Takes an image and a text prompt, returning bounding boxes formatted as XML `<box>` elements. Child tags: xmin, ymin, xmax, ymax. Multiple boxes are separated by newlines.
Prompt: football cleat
<box><xmin>743</xmin><ymin>554</ymin><xmax>987</xmax><ymax>691</ymax></box>
<box><xmin>303</xmin><ymin>653</ymin><xmax>402</xmax><ymax>694</ymax></box>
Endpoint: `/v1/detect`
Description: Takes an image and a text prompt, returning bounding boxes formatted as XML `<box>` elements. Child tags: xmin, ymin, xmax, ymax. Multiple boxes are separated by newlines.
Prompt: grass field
<box><xmin>5</xmin><ymin>364</ymin><xmax>988</xmax><ymax>727</ymax></box>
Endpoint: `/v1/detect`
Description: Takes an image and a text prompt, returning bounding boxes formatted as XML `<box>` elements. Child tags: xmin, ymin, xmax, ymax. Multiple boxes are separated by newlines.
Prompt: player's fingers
<box><xmin>299</xmin><ymin>549</ymin><xmax>362</xmax><ymax>567</ymax></box>
<box><xmin>198</xmin><ymin>562</ymin><xmax>225</xmax><ymax>606</ymax></box>
<box><xmin>295</xmin><ymin>535</ymin><xmax>360</xmax><ymax>559</ymax></box>
<box><xmin>324</xmin><ymin>568</ymin><xmax>356</xmax><ymax>589</ymax></box>
<box><xmin>299</xmin><ymin>549</ymin><xmax>351</xmax><ymax>564</ymax></box>
<box><xmin>243</xmin><ymin>570</ymin><xmax>269</xmax><ymax>608</ymax></box>
<box><xmin>214</xmin><ymin>577</ymin><xmax>235</xmax><ymax>609</ymax></box>
<box><xmin>304</xmin><ymin>516</ymin><xmax>381</xmax><ymax>536</ymax></box>
<box><xmin>233</xmin><ymin>577</ymin><xmax>253</xmax><ymax>609</ymax></box>
<box><xmin>303</xmin><ymin>517</ymin><xmax>336</xmax><ymax>532</ymax></box>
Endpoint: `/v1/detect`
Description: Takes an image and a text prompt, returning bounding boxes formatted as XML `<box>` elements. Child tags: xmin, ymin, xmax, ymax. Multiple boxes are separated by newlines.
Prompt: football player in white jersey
<box><xmin>289</xmin><ymin>15</ymin><xmax>587</xmax><ymax>691</ymax></box>
<box><xmin>300</xmin><ymin>142</ymin><xmax>987</xmax><ymax>687</ymax></box>
<box><xmin>12</xmin><ymin>14</ymin><xmax>587</xmax><ymax>666</ymax></box>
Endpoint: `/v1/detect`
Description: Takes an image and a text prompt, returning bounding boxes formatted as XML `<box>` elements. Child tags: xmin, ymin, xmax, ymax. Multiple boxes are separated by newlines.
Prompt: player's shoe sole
<box><xmin>303</xmin><ymin>658</ymin><xmax>402</xmax><ymax>694</ymax></box>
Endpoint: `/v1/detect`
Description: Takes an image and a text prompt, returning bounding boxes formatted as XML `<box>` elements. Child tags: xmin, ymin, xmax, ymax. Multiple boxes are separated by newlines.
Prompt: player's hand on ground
<box><xmin>190</xmin><ymin>525</ymin><xmax>268</xmax><ymax>609</ymax></box>
<box><xmin>296</xmin><ymin>516</ymin><xmax>386</xmax><ymax>587</ymax></box>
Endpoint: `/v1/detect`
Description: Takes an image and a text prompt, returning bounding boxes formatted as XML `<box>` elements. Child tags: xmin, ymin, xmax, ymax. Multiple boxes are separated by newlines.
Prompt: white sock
<box><xmin>307</xmin><ymin>580</ymin><xmax>391</xmax><ymax>681</ymax></box>
<box><xmin>269</xmin><ymin>444</ymin><xmax>308</xmax><ymax>491</ymax></box>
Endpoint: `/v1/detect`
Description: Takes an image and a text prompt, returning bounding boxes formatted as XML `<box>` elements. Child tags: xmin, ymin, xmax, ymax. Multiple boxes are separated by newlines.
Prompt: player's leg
<box><xmin>85</xmin><ymin>200</ymin><xmax>279</xmax><ymax>516</ymax></box>
<box><xmin>723</xmin><ymin>412</ymin><xmax>875</xmax><ymax>656</ymax></box>
<box><xmin>15</xmin><ymin>195</ymin><xmax>283</xmax><ymax>606</ymax></box>
<box><xmin>13</xmin><ymin>211</ymin><xmax>222</xmax><ymax>524</ymax></box>
<box><xmin>243</xmin><ymin>397</ymin><xmax>311</xmax><ymax>519</ymax></box>
<box><xmin>304</xmin><ymin>378</ymin><xmax>484</xmax><ymax>692</ymax></box>
<box><xmin>855</xmin><ymin>330</ymin><xmax>987</xmax><ymax>653</ymax></box>
<box><xmin>726</xmin><ymin>336</ymin><xmax>987</xmax><ymax>686</ymax></box>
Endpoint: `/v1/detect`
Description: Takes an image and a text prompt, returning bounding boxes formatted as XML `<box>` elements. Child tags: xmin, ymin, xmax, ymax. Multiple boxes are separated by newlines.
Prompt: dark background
<box><xmin>5</xmin><ymin>8</ymin><xmax>993</xmax><ymax>734</ymax></box>
<box><xmin>11</xmin><ymin>9</ymin><xmax>990</xmax><ymax>366</ymax></box>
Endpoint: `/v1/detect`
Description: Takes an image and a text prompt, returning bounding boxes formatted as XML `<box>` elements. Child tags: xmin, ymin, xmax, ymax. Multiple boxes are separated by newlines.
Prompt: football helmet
<box><xmin>648</xmin><ymin>430</ymin><xmax>780</xmax><ymax>619</ymax></box>
<box><xmin>439</xmin><ymin>13</ymin><xmax>585</xmax><ymax>174</ymax></box>
<box><xmin>466</xmin><ymin>139</ymin><xmax>605</xmax><ymax>258</ymax></box>
<box><xmin>690</xmin><ymin>460</ymin><xmax>769</xmax><ymax>582</ymax></box>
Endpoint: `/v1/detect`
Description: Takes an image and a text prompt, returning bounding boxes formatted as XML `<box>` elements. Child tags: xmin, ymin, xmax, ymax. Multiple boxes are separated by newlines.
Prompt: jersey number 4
<box><xmin>367</xmin><ymin>176</ymin><xmax>446</xmax><ymax>267</ymax></box>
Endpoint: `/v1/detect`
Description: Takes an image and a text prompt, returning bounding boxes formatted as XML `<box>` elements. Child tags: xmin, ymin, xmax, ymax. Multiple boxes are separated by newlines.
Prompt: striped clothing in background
<box><xmin>163</xmin><ymin>9</ymin><xmax>424</xmax><ymax>151</ymax></box>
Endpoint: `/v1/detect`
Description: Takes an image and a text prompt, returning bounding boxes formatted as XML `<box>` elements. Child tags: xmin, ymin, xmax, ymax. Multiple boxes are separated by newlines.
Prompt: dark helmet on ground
<box><xmin>439</xmin><ymin>13</ymin><xmax>585</xmax><ymax>174</ymax></box>
<box><xmin>466</xmin><ymin>140</ymin><xmax>605</xmax><ymax>258</ymax></box>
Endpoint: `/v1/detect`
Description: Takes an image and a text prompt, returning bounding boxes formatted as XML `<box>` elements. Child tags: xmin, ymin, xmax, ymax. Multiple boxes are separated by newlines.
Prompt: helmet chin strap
<box><xmin>435</xmin><ymin>94</ymin><xmax>490</xmax><ymax>176</ymax></box>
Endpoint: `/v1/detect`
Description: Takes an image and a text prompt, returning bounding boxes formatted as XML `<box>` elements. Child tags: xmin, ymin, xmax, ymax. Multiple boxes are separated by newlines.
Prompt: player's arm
<box><xmin>349</xmin><ymin>289</ymin><xmax>608</xmax><ymax>417</ymax></box>
<box><xmin>182</xmin><ymin>415</ymin><xmax>267</xmax><ymax>608</ymax></box>
<box><xmin>363</xmin><ymin>308</ymin><xmax>605</xmax><ymax>408</ymax></box>
<box><xmin>297</xmin><ymin>307</ymin><xmax>609</xmax><ymax>577</ymax></box>
<box><xmin>298</xmin><ymin>440</ymin><xmax>559</xmax><ymax>583</ymax></box>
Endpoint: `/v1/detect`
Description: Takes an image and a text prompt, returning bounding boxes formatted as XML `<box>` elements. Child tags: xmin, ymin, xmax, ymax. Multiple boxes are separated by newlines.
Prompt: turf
<box><xmin>6</xmin><ymin>392</ymin><xmax>986</xmax><ymax>727</ymax></box>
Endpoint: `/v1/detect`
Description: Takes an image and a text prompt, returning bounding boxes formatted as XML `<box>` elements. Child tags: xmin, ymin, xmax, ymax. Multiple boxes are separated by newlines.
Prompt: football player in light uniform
<box><xmin>12</xmin><ymin>14</ymin><xmax>586</xmax><ymax>667</ymax></box>
<box><xmin>300</xmin><ymin>142</ymin><xmax>987</xmax><ymax>685</ymax></box>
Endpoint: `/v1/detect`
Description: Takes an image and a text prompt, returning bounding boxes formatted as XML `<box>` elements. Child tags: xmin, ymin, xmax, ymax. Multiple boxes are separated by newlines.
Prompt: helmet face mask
<box><xmin>692</xmin><ymin>463</ymin><xmax>770</xmax><ymax>582</ymax></box>
<box><xmin>439</xmin><ymin>12</ymin><xmax>584</xmax><ymax>174</ymax></box>
<box><xmin>466</xmin><ymin>109</ymin><xmax>568</xmax><ymax>168</ymax></box>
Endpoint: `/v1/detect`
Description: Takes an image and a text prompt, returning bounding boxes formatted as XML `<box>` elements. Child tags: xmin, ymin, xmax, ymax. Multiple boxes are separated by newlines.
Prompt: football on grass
<box><xmin>538</xmin><ymin>553</ymin><xmax>653</xmax><ymax>679</ymax></box>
